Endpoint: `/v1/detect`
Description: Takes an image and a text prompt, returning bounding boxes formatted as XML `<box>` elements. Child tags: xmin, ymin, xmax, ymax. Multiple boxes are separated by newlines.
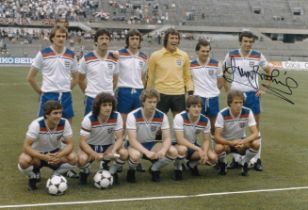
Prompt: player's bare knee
<box><xmin>77</xmin><ymin>154</ymin><xmax>89</xmax><ymax>167</ymax></box>
<box><xmin>167</xmin><ymin>146</ymin><xmax>178</xmax><ymax>159</ymax></box>
<box><xmin>67</xmin><ymin>152</ymin><xmax>78</xmax><ymax>165</ymax></box>
<box><xmin>119</xmin><ymin>148</ymin><xmax>129</xmax><ymax>160</ymax></box>
<box><xmin>209</xmin><ymin>150</ymin><xmax>218</xmax><ymax>163</ymax></box>
<box><xmin>18</xmin><ymin>153</ymin><xmax>32</xmax><ymax>166</ymax></box>
<box><xmin>129</xmin><ymin>150</ymin><xmax>142</xmax><ymax>162</ymax></box>
<box><xmin>215</xmin><ymin>144</ymin><xmax>225</xmax><ymax>154</ymax></box>
<box><xmin>176</xmin><ymin>145</ymin><xmax>187</xmax><ymax>157</ymax></box>
<box><xmin>251</xmin><ymin>140</ymin><xmax>260</xmax><ymax>150</ymax></box>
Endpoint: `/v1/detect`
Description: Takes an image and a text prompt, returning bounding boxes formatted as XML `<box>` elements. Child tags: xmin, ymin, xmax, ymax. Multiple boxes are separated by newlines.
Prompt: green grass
<box><xmin>0</xmin><ymin>67</ymin><xmax>307</xmax><ymax>209</ymax></box>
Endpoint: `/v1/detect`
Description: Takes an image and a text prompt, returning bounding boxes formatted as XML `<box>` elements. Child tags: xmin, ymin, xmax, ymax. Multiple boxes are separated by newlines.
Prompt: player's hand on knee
<box><xmin>200</xmin><ymin>155</ymin><xmax>208</xmax><ymax>165</ymax></box>
<box><xmin>197</xmin><ymin>148</ymin><xmax>205</xmax><ymax>158</ymax></box>
<box><xmin>146</xmin><ymin>151</ymin><xmax>156</xmax><ymax>160</ymax></box>
<box><xmin>156</xmin><ymin>150</ymin><xmax>165</xmax><ymax>159</ymax></box>
<box><xmin>48</xmin><ymin>156</ymin><xmax>61</xmax><ymax>165</ymax></box>
<box><xmin>93</xmin><ymin>153</ymin><xmax>104</xmax><ymax>161</ymax></box>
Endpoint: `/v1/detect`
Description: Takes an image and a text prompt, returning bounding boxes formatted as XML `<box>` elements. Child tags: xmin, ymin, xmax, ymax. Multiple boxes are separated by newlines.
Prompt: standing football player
<box><xmin>78</xmin><ymin>29</ymin><xmax>119</xmax><ymax>116</ymax></box>
<box><xmin>190</xmin><ymin>39</ymin><xmax>224</xmax><ymax>135</ymax></box>
<box><xmin>27</xmin><ymin>25</ymin><xmax>78</xmax><ymax>124</ymax></box>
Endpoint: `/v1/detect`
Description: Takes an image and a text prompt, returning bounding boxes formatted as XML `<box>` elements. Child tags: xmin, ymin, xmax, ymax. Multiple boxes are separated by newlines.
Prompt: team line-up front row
<box><xmin>18</xmin><ymin>89</ymin><xmax>260</xmax><ymax>191</ymax></box>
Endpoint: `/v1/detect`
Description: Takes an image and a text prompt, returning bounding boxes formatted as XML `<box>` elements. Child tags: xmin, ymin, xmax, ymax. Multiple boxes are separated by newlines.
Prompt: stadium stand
<box><xmin>1</xmin><ymin>0</ymin><xmax>308</xmax><ymax>61</ymax></box>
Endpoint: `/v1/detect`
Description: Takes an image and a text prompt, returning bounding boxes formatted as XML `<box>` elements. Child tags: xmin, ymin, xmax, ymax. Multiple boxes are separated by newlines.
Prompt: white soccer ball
<box><xmin>93</xmin><ymin>170</ymin><xmax>113</xmax><ymax>189</ymax></box>
<box><xmin>46</xmin><ymin>175</ymin><xmax>68</xmax><ymax>195</ymax></box>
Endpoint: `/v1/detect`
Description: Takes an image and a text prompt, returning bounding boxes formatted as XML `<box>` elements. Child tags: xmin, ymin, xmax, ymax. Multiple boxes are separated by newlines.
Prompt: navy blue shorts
<box><xmin>39</xmin><ymin>149</ymin><xmax>61</xmax><ymax>170</ymax></box>
<box><xmin>200</xmin><ymin>96</ymin><xmax>219</xmax><ymax>117</ymax></box>
<box><xmin>38</xmin><ymin>92</ymin><xmax>74</xmax><ymax>119</ymax></box>
<box><xmin>244</xmin><ymin>91</ymin><xmax>261</xmax><ymax>114</ymax></box>
<box><xmin>117</xmin><ymin>87</ymin><xmax>143</xmax><ymax>114</ymax></box>
<box><xmin>187</xmin><ymin>143</ymin><xmax>201</xmax><ymax>160</ymax></box>
<box><xmin>89</xmin><ymin>144</ymin><xmax>112</xmax><ymax>153</ymax></box>
<box><xmin>141</xmin><ymin>141</ymin><xmax>158</xmax><ymax>161</ymax></box>
<box><xmin>84</xmin><ymin>95</ymin><xmax>94</xmax><ymax>116</ymax></box>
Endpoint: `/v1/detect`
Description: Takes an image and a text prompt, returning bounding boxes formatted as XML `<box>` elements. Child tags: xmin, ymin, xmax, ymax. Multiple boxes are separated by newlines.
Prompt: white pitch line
<box><xmin>1</xmin><ymin>186</ymin><xmax>308</xmax><ymax>209</ymax></box>
<box><xmin>0</xmin><ymin>82</ymin><xmax>28</xmax><ymax>86</ymax></box>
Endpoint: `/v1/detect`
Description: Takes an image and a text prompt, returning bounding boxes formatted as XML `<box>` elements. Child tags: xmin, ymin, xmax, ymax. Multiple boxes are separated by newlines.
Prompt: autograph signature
<box><xmin>224</xmin><ymin>63</ymin><xmax>299</xmax><ymax>105</ymax></box>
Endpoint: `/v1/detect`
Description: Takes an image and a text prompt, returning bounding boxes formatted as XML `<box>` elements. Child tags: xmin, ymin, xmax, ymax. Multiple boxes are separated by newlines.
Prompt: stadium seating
<box><xmin>1</xmin><ymin>0</ymin><xmax>308</xmax><ymax>61</ymax></box>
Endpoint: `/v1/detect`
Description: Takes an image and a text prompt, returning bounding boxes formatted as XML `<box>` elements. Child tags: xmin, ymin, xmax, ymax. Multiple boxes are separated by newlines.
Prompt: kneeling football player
<box><xmin>18</xmin><ymin>100</ymin><xmax>77</xmax><ymax>191</ymax></box>
<box><xmin>214</xmin><ymin>90</ymin><xmax>259</xmax><ymax>176</ymax></box>
<box><xmin>126</xmin><ymin>88</ymin><xmax>178</xmax><ymax>182</ymax></box>
<box><xmin>173</xmin><ymin>95</ymin><xmax>217</xmax><ymax>180</ymax></box>
<box><xmin>78</xmin><ymin>92</ymin><xmax>128</xmax><ymax>185</ymax></box>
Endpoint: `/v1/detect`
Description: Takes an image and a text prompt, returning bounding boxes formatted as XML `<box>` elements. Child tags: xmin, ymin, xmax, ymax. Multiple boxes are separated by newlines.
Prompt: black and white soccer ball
<box><xmin>46</xmin><ymin>175</ymin><xmax>68</xmax><ymax>195</ymax></box>
<box><xmin>93</xmin><ymin>170</ymin><xmax>113</xmax><ymax>189</ymax></box>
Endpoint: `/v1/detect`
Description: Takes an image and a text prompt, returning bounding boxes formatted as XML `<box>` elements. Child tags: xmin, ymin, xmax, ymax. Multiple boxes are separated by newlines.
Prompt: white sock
<box><xmin>151</xmin><ymin>156</ymin><xmax>173</xmax><ymax>171</ymax></box>
<box><xmin>244</xmin><ymin>149</ymin><xmax>258</xmax><ymax>164</ymax></box>
<box><xmin>109</xmin><ymin>159</ymin><xmax>125</xmax><ymax>175</ymax></box>
<box><xmin>128</xmin><ymin>158</ymin><xmax>138</xmax><ymax>170</ymax></box>
<box><xmin>174</xmin><ymin>156</ymin><xmax>185</xmax><ymax>170</ymax></box>
<box><xmin>80</xmin><ymin>162</ymin><xmax>90</xmax><ymax>174</ymax></box>
<box><xmin>188</xmin><ymin>160</ymin><xmax>199</xmax><ymax>168</ymax></box>
<box><xmin>218</xmin><ymin>152</ymin><xmax>227</xmax><ymax>164</ymax></box>
<box><xmin>53</xmin><ymin>163</ymin><xmax>74</xmax><ymax>175</ymax></box>
<box><xmin>18</xmin><ymin>164</ymin><xmax>36</xmax><ymax>178</ymax></box>
<box><xmin>250</xmin><ymin>132</ymin><xmax>262</xmax><ymax>164</ymax></box>
<box><xmin>232</xmin><ymin>153</ymin><xmax>242</xmax><ymax>163</ymax></box>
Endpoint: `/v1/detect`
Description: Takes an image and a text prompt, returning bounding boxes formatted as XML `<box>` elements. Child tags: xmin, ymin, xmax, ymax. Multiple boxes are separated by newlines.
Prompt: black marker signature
<box><xmin>224</xmin><ymin>61</ymin><xmax>299</xmax><ymax>105</ymax></box>
<box><xmin>259</xmin><ymin>69</ymin><xmax>298</xmax><ymax>105</ymax></box>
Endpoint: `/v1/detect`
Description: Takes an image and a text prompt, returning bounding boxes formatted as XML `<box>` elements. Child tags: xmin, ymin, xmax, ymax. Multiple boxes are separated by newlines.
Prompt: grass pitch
<box><xmin>0</xmin><ymin>67</ymin><xmax>307</xmax><ymax>210</ymax></box>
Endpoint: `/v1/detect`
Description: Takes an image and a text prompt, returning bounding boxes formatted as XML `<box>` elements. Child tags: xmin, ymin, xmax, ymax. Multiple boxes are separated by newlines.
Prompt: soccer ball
<box><xmin>46</xmin><ymin>175</ymin><xmax>68</xmax><ymax>195</ymax></box>
<box><xmin>93</xmin><ymin>170</ymin><xmax>113</xmax><ymax>189</ymax></box>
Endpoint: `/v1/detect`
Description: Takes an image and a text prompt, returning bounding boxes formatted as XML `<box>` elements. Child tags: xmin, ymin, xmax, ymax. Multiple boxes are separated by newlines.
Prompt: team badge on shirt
<box><xmin>107</xmin><ymin>63</ymin><xmax>114</xmax><ymax>70</ymax></box>
<box><xmin>249</xmin><ymin>61</ymin><xmax>255</xmax><ymax>67</ymax></box>
<box><xmin>176</xmin><ymin>59</ymin><xmax>183</xmax><ymax>67</ymax></box>
<box><xmin>139</xmin><ymin>61</ymin><xmax>144</xmax><ymax>68</ymax></box>
<box><xmin>239</xmin><ymin>122</ymin><xmax>246</xmax><ymax>128</ymax></box>
<box><xmin>64</xmin><ymin>60</ymin><xmax>71</xmax><ymax>69</ymax></box>
<box><xmin>151</xmin><ymin>126</ymin><xmax>158</xmax><ymax>132</ymax></box>
<box><xmin>57</xmin><ymin>135</ymin><xmax>64</xmax><ymax>141</ymax></box>
<box><xmin>208</xmin><ymin>69</ymin><xmax>214</xmax><ymax>76</ymax></box>
<box><xmin>107</xmin><ymin>128</ymin><xmax>114</xmax><ymax>134</ymax></box>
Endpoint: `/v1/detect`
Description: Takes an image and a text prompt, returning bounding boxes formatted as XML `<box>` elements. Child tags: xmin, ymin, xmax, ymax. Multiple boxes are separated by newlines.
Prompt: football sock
<box><xmin>151</xmin><ymin>156</ymin><xmax>174</xmax><ymax>171</ymax></box>
<box><xmin>233</xmin><ymin>153</ymin><xmax>242</xmax><ymax>163</ymax></box>
<box><xmin>80</xmin><ymin>163</ymin><xmax>90</xmax><ymax>174</ymax></box>
<box><xmin>244</xmin><ymin>148</ymin><xmax>258</xmax><ymax>164</ymax></box>
<box><xmin>53</xmin><ymin>163</ymin><xmax>74</xmax><ymax>175</ymax></box>
<box><xmin>188</xmin><ymin>160</ymin><xmax>199</xmax><ymax>168</ymax></box>
<box><xmin>250</xmin><ymin>132</ymin><xmax>262</xmax><ymax>163</ymax></box>
<box><xmin>109</xmin><ymin>159</ymin><xmax>125</xmax><ymax>175</ymax></box>
<box><xmin>17</xmin><ymin>164</ymin><xmax>36</xmax><ymax>178</ymax></box>
<box><xmin>128</xmin><ymin>158</ymin><xmax>138</xmax><ymax>170</ymax></box>
<box><xmin>174</xmin><ymin>156</ymin><xmax>185</xmax><ymax>171</ymax></box>
<box><xmin>218</xmin><ymin>152</ymin><xmax>227</xmax><ymax>164</ymax></box>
